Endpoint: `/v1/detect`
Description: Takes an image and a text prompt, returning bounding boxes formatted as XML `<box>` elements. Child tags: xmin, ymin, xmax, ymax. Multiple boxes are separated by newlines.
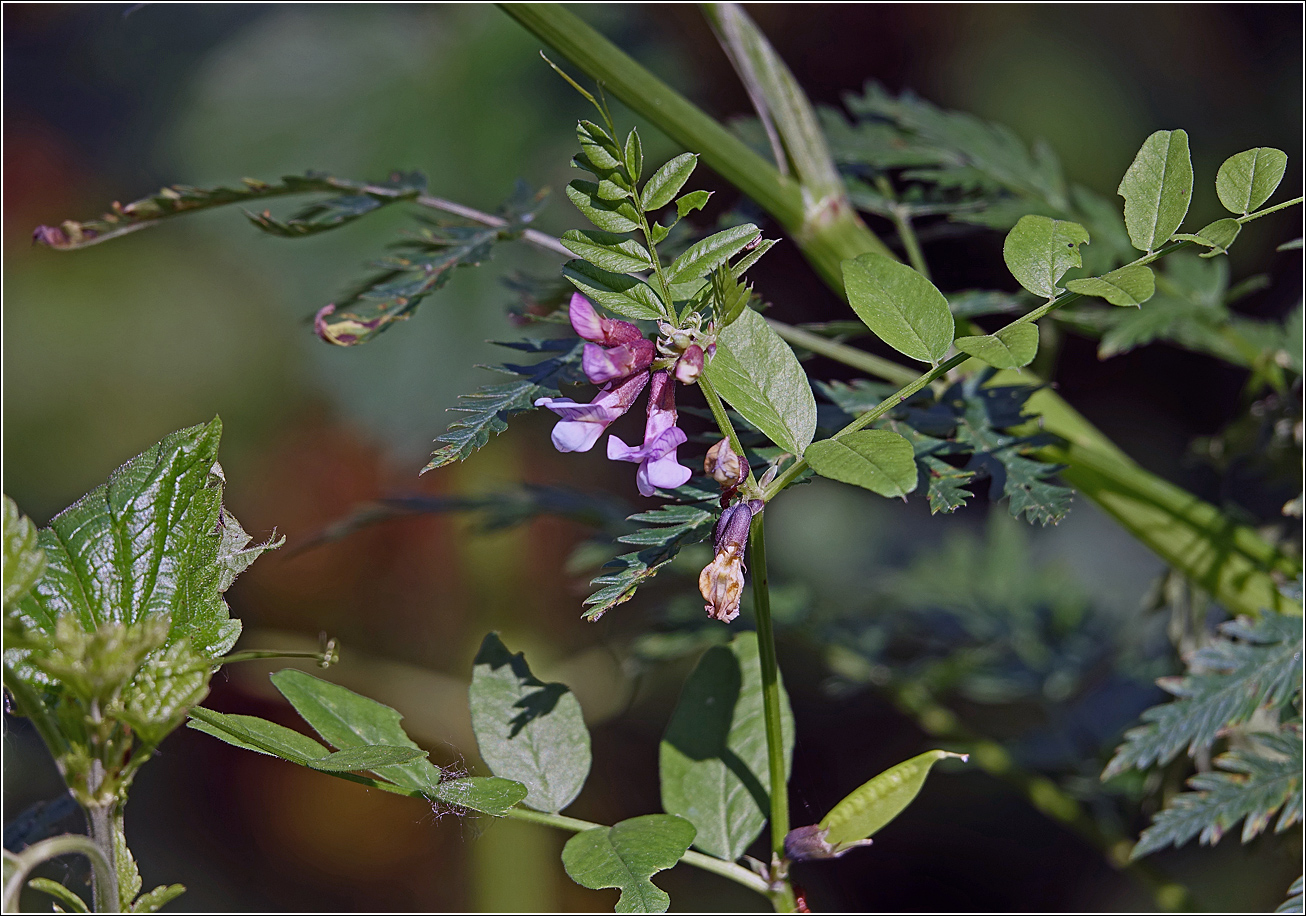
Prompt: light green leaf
<box><xmin>641</xmin><ymin>153</ymin><xmax>698</xmax><ymax>211</ymax></box>
<box><xmin>578</xmin><ymin>120</ymin><xmax>624</xmax><ymax>172</ymax></box>
<box><xmin>3</xmin><ymin>495</ymin><xmax>45</xmax><ymax>612</ymax></box>
<box><xmin>1002</xmin><ymin>215</ymin><xmax>1091</xmax><ymax>299</ymax></box>
<box><xmin>28</xmin><ymin>878</ymin><xmax>89</xmax><ymax>913</ymax></box>
<box><xmin>1118</xmin><ymin>129</ymin><xmax>1193</xmax><ymax>252</ymax></box>
<box><xmin>129</xmin><ymin>883</ymin><xmax>186</xmax><ymax>913</ymax></box>
<box><xmin>1064</xmin><ymin>264</ymin><xmax>1156</xmax><ymax>307</ymax></box>
<box><xmin>431</xmin><ymin>776</ymin><xmax>529</xmax><ymax>816</ymax></box>
<box><xmin>675</xmin><ymin>190</ymin><xmax>712</xmax><ymax>219</ymax></box>
<box><xmin>842</xmin><ymin>252</ymin><xmax>954</xmax><ymax>363</ymax></box>
<box><xmin>187</xmin><ymin>707</ymin><xmax>331</xmax><ymax>764</ymax></box>
<box><xmin>561</xmin><ymin>230</ymin><xmax>655</xmax><ymax>274</ymax></box>
<box><xmin>311</xmin><ymin>745</ymin><xmax>428</xmax><ymax>772</ymax></box>
<box><xmin>667</xmin><ymin>224</ymin><xmax>761</xmax><ymax>285</ymax></box>
<box><xmin>563</xmin><ymin>260</ymin><xmax>665</xmax><ymax>320</ymax></box>
<box><xmin>1216</xmin><ymin>148</ymin><xmax>1288</xmax><ymax>215</ymax></box>
<box><xmin>624</xmin><ymin>128</ymin><xmax>643</xmax><ymax>183</ymax></box>
<box><xmin>703</xmin><ymin>306</ymin><xmax>817</xmax><ymax>455</ymax></box>
<box><xmin>804</xmin><ymin>430</ymin><xmax>918</xmax><ymax>499</ymax></box>
<box><xmin>659</xmin><ymin>632</ymin><xmax>794</xmax><ymax>861</ymax></box>
<box><xmin>819</xmin><ymin>749</ymin><xmax>968</xmax><ymax>847</ymax></box>
<box><xmin>567</xmin><ymin>180</ymin><xmax>642</xmax><ymax>233</ymax></box>
<box><xmin>561</xmin><ymin>815</ymin><xmax>696</xmax><ymax>914</ymax></box>
<box><xmin>118</xmin><ymin>638</ymin><xmax>211</xmax><ymax>745</ymax></box>
<box><xmin>270</xmin><ymin>669</ymin><xmax>443</xmax><ymax>792</ymax></box>
<box><xmin>955</xmin><ymin>323</ymin><xmax>1040</xmax><ymax>369</ymax></box>
<box><xmin>1173</xmin><ymin>218</ymin><xmax>1242</xmax><ymax>259</ymax></box>
<box><xmin>469</xmin><ymin>633</ymin><xmax>591</xmax><ymax>814</ymax></box>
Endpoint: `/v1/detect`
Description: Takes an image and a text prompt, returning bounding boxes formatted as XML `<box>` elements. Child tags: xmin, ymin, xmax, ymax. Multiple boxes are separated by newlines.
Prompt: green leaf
<box><xmin>469</xmin><ymin>633</ymin><xmax>591</xmax><ymax>813</ymax></box>
<box><xmin>1278</xmin><ymin>875</ymin><xmax>1303</xmax><ymax>915</ymax></box>
<box><xmin>117</xmin><ymin>638</ymin><xmax>211</xmax><ymax>745</ymax></box>
<box><xmin>187</xmin><ymin>707</ymin><xmax>331</xmax><ymax>764</ymax></box>
<box><xmin>842</xmin><ymin>252</ymin><xmax>954</xmax><ymax>364</ymax></box>
<box><xmin>311</xmin><ymin>745</ymin><xmax>428</xmax><ymax>772</ymax></box>
<box><xmin>660</xmin><ymin>631</ymin><xmax>795</xmax><ymax>861</ymax></box>
<box><xmin>1064</xmin><ymin>265</ymin><xmax>1156</xmax><ymax>307</ymax></box>
<box><xmin>730</xmin><ymin>238</ymin><xmax>777</xmax><ymax>279</ymax></box>
<box><xmin>703</xmin><ymin>306</ymin><xmax>817</xmax><ymax>455</ymax></box>
<box><xmin>567</xmin><ymin>180</ymin><xmax>642</xmax><ymax>233</ymax></box>
<box><xmin>1117</xmin><ymin>129</ymin><xmax>1193</xmax><ymax>252</ymax></box>
<box><xmin>563</xmin><ymin>260</ymin><xmax>665</xmax><ymax>320</ymax></box>
<box><xmin>1002</xmin><ymin>215</ymin><xmax>1091</xmax><ymax>299</ymax></box>
<box><xmin>584</xmin><ymin>502</ymin><xmax>716</xmax><ymax>621</ymax></box>
<box><xmin>819</xmin><ymin>749</ymin><xmax>968</xmax><ymax>847</ymax></box>
<box><xmin>1216</xmin><ymin>148</ymin><xmax>1288</xmax><ymax>215</ymax></box>
<box><xmin>244</xmin><ymin>172</ymin><xmax>425</xmax><ymax>237</ymax></box>
<box><xmin>805</xmin><ymin>430</ymin><xmax>919</xmax><ymax>499</ymax></box>
<box><xmin>561</xmin><ymin>815</ymin><xmax>696</xmax><ymax>914</ymax></box>
<box><xmin>666</xmin><ymin>224</ymin><xmax>761</xmax><ymax>285</ymax></box>
<box><xmin>28</xmin><ymin>878</ymin><xmax>89</xmax><ymax>913</ymax></box>
<box><xmin>3</xmin><ymin>495</ymin><xmax>45</xmax><ymax>612</ymax></box>
<box><xmin>675</xmin><ymin>190</ymin><xmax>712</xmax><ymax>219</ymax></box>
<box><xmin>270</xmin><ymin>669</ymin><xmax>443</xmax><ymax>792</ymax></box>
<box><xmin>431</xmin><ymin>776</ymin><xmax>529</xmax><ymax>816</ymax></box>
<box><xmin>624</xmin><ymin>128</ymin><xmax>644</xmax><ymax>183</ymax></box>
<box><xmin>578</xmin><ymin>120</ymin><xmax>624</xmax><ymax>172</ymax></box>
<box><xmin>561</xmin><ymin>230</ymin><xmax>655</xmax><ymax>274</ymax></box>
<box><xmin>129</xmin><ymin>883</ymin><xmax>186</xmax><ymax>913</ymax></box>
<box><xmin>641</xmin><ymin>153</ymin><xmax>698</xmax><ymax>211</ymax></box>
<box><xmin>1173</xmin><ymin>218</ymin><xmax>1242</xmax><ymax>259</ymax></box>
<box><xmin>955</xmin><ymin>323</ymin><xmax>1040</xmax><ymax>369</ymax></box>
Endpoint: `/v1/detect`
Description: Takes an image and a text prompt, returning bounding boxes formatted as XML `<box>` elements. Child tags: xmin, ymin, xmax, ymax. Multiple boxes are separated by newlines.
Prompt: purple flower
<box><xmin>582</xmin><ymin>339</ymin><xmax>655</xmax><ymax>385</ymax></box>
<box><xmin>673</xmin><ymin>343</ymin><xmax>706</xmax><ymax>384</ymax></box>
<box><xmin>536</xmin><ymin>371</ymin><xmax>649</xmax><ymax>453</ymax></box>
<box><xmin>568</xmin><ymin>293</ymin><xmax>643</xmax><ymax>346</ymax></box>
<box><xmin>607</xmin><ymin>371</ymin><xmax>692</xmax><ymax>496</ymax></box>
<box><xmin>697</xmin><ymin>500</ymin><xmax>761</xmax><ymax>623</ymax></box>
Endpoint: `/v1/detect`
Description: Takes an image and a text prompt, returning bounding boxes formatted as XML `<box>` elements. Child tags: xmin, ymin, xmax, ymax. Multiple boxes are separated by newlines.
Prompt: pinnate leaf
<box><xmin>1065</xmin><ymin>265</ymin><xmax>1156</xmax><ymax>307</ymax></box>
<box><xmin>568</xmin><ymin>180</ymin><xmax>642</xmax><ymax>233</ymax></box>
<box><xmin>561</xmin><ymin>230</ymin><xmax>655</xmax><ymax>274</ymax></box>
<box><xmin>842</xmin><ymin>252</ymin><xmax>954</xmax><ymax>364</ymax></box>
<box><xmin>805</xmin><ymin>430</ymin><xmax>918</xmax><ymax>499</ymax></box>
<box><xmin>1002</xmin><ymin>215</ymin><xmax>1090</xmax><ymax>299</ymax></box>
<box><xmin>1173</xmin><ymin>218</ymin><xmax>1242</xmax><ymax>259</ymax></box>
<box><xmin>469</xmin><ymin>633</ymin><xmax>591</xmax><ymax>814</ymax></box>
<box><xmin>819</xmin><ymin>749</ymin><xmax>968</xmax><ymax>848</ymax></box>
<box><xmin>666</xmin><ymin>224</ymin><xmax>761</xmax><ymax>285</ymax></box>
<box><xmin>1118</xmin><ymin>129</ymin><xmax>1193</xmax><ymax>252</ymax></box>
<box><xmin>564</xmin><ymin>260</ymin><xmax>665</xmax><ymax>320</ymax></box>
<box><xmin>561</xmin><ymin>815</ymin><xmax>696</xmax><ymax>914</ymax></box>
<box><xmin>955</xmin><ymin>323</ymin><xmax>1040</xmax><ymax>369</ymax></box>
<box><xmin>704</xmin><ymin>306</ymin><xmax>817</xmax><ymax>455</ymax></box>
<box><xmin>1216</xmin><ymin>148</ymin><xmax>1288</xmax><ymax>215</ymax></box>
<box><xmin>641</xmin><ymin>154</ymin><xmax>698</xmax><ymax>211</ymax></box>
<box><xmin>660</xmin><ymin>632</ymin><xmax>795</xmax><ymax>861</ymax></box>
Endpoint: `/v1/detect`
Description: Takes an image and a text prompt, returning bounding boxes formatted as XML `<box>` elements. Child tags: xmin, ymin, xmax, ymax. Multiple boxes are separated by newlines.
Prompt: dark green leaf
<box><xmin>704</xmin><ymin>306</ymin><xmax>817</xmax><ymax>455</ymax></box>
<box><xmin>563</xmin><ymin>260</ymin><xmax>665</xmax><ymax>320</ymax></box>
<box><xmin>469</xmin><ymin>633</ymin><xmax>591</xmax><ymax>813</ymax></box>
<box><xmin>641</xmin><ymin>154</ymin><xmax>698</xmax><ymax>212</ymax></box>
<box><xmin>666</xmin><ymin>224</ymin><xmax>761</xmax><ymax>285</ymax></box>
<box><xmin>561</xmin><ymin>815</ymin><xmax>696</xmax><ymax>914</ymax></box>
<box><xmin>561</xmin><ymin>230</ymin><xmax>655</xmax><ymax>274</ymax></box>
<box><xmin>624</xmin><ymin>129</ymin><xmax>644</xmax><ymax>183</ymax></box>
<box><xmin>244</xmin><ymin>172</ymin><xmax>425</xmax><ymax>237</ymax></box>
<box><xmin>187</xmin><ymin>707</ymin><xmax>330</xmax><ymax>764</ymax></box>
<box><xmin>675</xmin><ymin>190</ymin><xmax>712</xmax><ymax>219</ymax></box>
<box><xmin>955</xmin><ymin>323</ymin><xmax>1039</xmax><ymax>369</ymax></box>
<box><xmin>578</xmin><ymin>120</ymin><xmax>624</xmax><ymax>172</ymax></box>
<box><xmin>923</xmin><ymin>456</ymin><xmax>975</xmax><ymax>514</ymax></box>
<box><xmin>1173</xmin><ymin>218</ymin><xmax>1242</xmax><ymax>259</ymax></box>
<box><xmin>660</xmin><ymin>631</ymin><xmax>795</xmax><ymax>860</ymax></box>
<box><xmin>1277</xmin><ymin>875</ymin><xmax>1303</xmax><ymax>914</ymax></box>
<box><xmin>431</xmin><ymin>776</ymin><xmax>529</xmax><ymax>816</ymax></box>
<box><xmin>270</xmin><ymin>669</ymin><xmax>443</xmax><ymax>792</ymax></box>
<box><xmin>1002</xmin><ymin>215</ymin><xmax>1090</xmax><ymax>299</ymax></box>
<box><xmin>1064</xmin><ymin>265</ymin><xmax>1156</xmax><ymax>307</ymax></box>
<box><xmin>819</xmin><ymin>749</ymin><xmax>967</xmax><ymax>847</ymax></box>
<box><xmin>567</xmin><ymin>180</ymin><xmax>642</xmax><ymax>233</ymax></box>
<box><xmin>730</xmin><ymin>238</ymin><xmax>777</xmax><ymax>279</ymax></box>
<box><xmin>311</xmin><ymin>745</ymin><xmax>428</xmax><ymax>772</ymax></box>
<box><xmin>805</xmin><ymin>430</ymin><xmax>918</xmax><ymax>499</ymax></box>
<box><xmin>842</xmin><ymin>252</ymin><xmax>954</xmax><ymax>364</ymax></box>
<box><xmin>1216</xmin><ymin>148</ymin><xmax>1288</xmax><ymax>215</ymax></box>
<box><xmin>3</xmin><ymin>495</ymin><xmax>45</xmax><ymax>612</ymax></box>
<box><xmin>1118</xmin><ymin>129</ymin><xmax>1193</xmax><ymax>252</ymax></box>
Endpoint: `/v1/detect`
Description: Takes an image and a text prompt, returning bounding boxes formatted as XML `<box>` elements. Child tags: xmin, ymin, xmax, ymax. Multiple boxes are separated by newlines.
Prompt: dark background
<box><xmin>4</xmin><ymin>4</ymin><xmax>1301</xmax><ymax>911</ymax></box>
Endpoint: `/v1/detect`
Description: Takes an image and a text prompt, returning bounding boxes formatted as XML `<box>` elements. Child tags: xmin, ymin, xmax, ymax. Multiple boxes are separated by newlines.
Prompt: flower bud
<box><xmin>704</xmin><ymin>438</ymin><xmax>746</xmax><ymax>487</ymax></box>
<box><xmin>674</xmin><ymin>344</ymin><xmax>705</xmax><ymax>384</ymax></box>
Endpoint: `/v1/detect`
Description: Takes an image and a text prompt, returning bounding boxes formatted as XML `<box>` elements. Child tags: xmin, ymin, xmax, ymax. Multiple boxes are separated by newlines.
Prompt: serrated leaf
<box><xmin>270</xmin><ymin>669</ymin><xmax>443</xmax><ymax>792</ymax></box>
<box><xmin>567</xmin><ymin>180</ymin><xmax>642</xmax><ymax>233</ymax></box>
<box><xmin>641</xmin><ymin>153</ymin><xmax>698</xmax><ymax>212</ymax></box>
<box><xmin>923</xmin><ymin>456</ymin><xmax>974</xmax><ymax>514</ymax></box>
<box><xmin>3</xmin><ymin>495</ymin><xmax>46</xmax><ymax>611</ymax></box>
<box><xmin>805</xmin><ymin>430</ymin><xmax>918</xmax><ymax>498</ymax></box>
<box><xmin>431</xmin><ymin>776</ymin><xmax>529</xmax><ymax>816</ymax></box>
<box><xmin>129</xmin><ymin>883</ymin><xmax>185</xmax><ymax>913</ymax></box>
<box><xmin>955</xmin><ymin>323</ymin><xmax>1039</xmax><ymax>369</ymax></box>
<box><xmin>704</xmin><ymin>306</ymin><xmax>817</xmax><ymax>455</ymax></box>
<box><xmin>1173</xmin><ymin>218</ymin><xmax>1242</xmax><ymax>259</ymax></box>
<box><xmin>660</xmin><ymin>632</ymin><xmax>794</xmax><ymax>861</ymax></box>
<box><xmin>1002</xmin><ymin>215</ymin><xmax>1090</xmax><ymax>299</ymax></box>
<box><xmin>1118</xmin><ymin>129</ymin><xmax>1193</xmax><ymax>252</ymax></box>
<box><xmin>244</xmin><ymin>171</ymin><xmax>425</xmax><ymax>237</ymax></box>
<box><xmin>1216</xmin><ymin>148</ymin><xmax>1288</xmax><ymax>215</ymax></box>
<box><xmin>469</xmin><ymin>633</ymin><xmax>591</xmax><ymax>814</ymax></box>
<box><xmin>583</xmin><ymin>502</ymin><xmax>715</xmax><ymax>621</ymax></box>
<box><xmin>1064</xmin><ymin>265</ymin><xmax>1156</xmax><ymax>307</ymax></box>
<box><xmin>666</xmin><ymin>224</ymin><xmax>761</xmax><ymax>285</ymax></box>
<box><xmin>563</xmin><ymin>260</ymin><xmax>665</xmax><ymax>320</ymax></box>
<box><xmin>820</xmin><ymin>750</ymin><xmax>967</xmax><ymax>847</ymax></box>
<box><xmin>842</xmin><ymin>252</ymin><xmax>954</xmax><ymax>364</ymax></box>
<box><xmin>561</xmin><ymin>814</ymin><xmax>696</xmax><ymax>914</ymax></box>
<box><xmin>561</xmin><ymin>230</ymin><xmax>655</xmax><ymax>274</ymax></box>
<box><xmin>117</xmin><ymin>638</ymin><xmax>211</xmax><ymax>745</ymax></box>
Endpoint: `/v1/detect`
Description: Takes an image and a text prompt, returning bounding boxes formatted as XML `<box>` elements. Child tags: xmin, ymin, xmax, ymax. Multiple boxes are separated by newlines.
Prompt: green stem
<box><xmin>875</xmin><ymin>176</ymin><xmax>930</xmax><ymax>280</ymax></box>
<box><xmin>3</xmin><ymin>833</ymin><xmax>119</xmax><ymax>914</ymax></box>
<box><xmin>1239</xmin><ymin>196</ymin><xmax>1303</xmax><ymax>221</ymax></box>
<box><xmin>699</xmin><ymin>377</ymin><xmax>759</xmax><ymax>490</ymax></box>
<box><xmin>747</xmin><ymin>514</ymin><xmax>789</xmax><ymax>859</ymax></box>
<box><xmin>217</xmin><ymin>648</ymin><xmax>336</xmax><ymax>666</ymax></box>
<box><xmin>767</xmin><ymin>319</ymin><xmax>918</xmax><ymax>386</ymax></box>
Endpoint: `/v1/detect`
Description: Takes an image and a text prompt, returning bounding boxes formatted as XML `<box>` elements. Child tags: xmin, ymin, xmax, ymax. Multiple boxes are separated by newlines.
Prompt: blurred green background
<box><xmin>3</xmin><ymin>4</ymin><xmax>1301</xmax><ymax>911</ymax></box>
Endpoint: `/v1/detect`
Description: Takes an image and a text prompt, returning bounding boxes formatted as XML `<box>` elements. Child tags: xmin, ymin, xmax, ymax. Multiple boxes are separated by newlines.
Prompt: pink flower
<box><xmin>582</xmin><ymin>339</ymin><xmax>655</xmax><ymax>385</ymax></box>
<box><xmin>568</xmin><ymin>293</ymin><xmax>643</xmax><ymax>346</ymax></box>
<box><xmin>536</xmin><ymin>371</ymin><xmax>650</xmax><ymax>453</ymax></box>
<box><xmin>606</xmin><ymin>371</ymin><xmax>692</xmax><ymax>496</ymax></box>
<box><xmin>673</xmin><ymin>344</ymin><xmax>706</xmax><ymax>384</ymax></box>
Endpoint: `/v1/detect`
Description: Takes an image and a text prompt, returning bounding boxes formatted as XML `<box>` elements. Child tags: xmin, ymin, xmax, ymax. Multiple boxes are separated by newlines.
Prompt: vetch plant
<box><xmin>8</xmin><ymin>4</ymin><xmax>1302</xmax><ymax>912</ymax></box>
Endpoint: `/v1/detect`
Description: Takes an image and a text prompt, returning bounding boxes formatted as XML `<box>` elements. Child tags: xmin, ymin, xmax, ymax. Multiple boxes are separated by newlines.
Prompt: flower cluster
<box><xmin>536</xmin><ymin>294</ymin><xmax>704</xmax><ymax>497</ymax></box>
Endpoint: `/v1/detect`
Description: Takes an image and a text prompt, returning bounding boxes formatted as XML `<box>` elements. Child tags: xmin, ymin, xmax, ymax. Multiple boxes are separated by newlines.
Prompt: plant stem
<box><xmin>747</xmin><ymin>514</ymin><xmax>789</xmax><ymax>858</ymax></box>
<box><xmin>875</xmin><ymin>175</ymin><xmax>930</xmax><ymax>279</ymax></box>
<box><xmin>767</xmin><ymin>319</ymin><xmax>918</xmax><ymax>386</ymax></box>
<box><xmin>2</xmin><ymin>834</ymin><xmax>118</xmax><ymax>914</ymax></box>
<box><xmin>699</xmin><ymin>377</ymin><xmax>759</xmax><ymax>490</ymax></box>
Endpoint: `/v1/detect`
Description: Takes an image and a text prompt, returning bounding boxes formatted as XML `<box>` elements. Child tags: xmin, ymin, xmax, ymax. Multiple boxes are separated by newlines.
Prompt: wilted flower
<box><xmin>783</xmin><ymin>825</ymin><xmax>871</xmax><ymax>861</ymax></box>
<box><xmin>607</xmin><ymin>371</ymin><xmax>692</xmax><ymax>496</ymax></box>
<box><xmin>536</xmin><ymin>371</ymin><xmax>649</xmax><ymax>453</ymax></box>
<box><xmin>698</xmin><ymin>499</ymin><xmax>762</xmax><ymax>622</ymax></box>
<box><xmin>704</xmin><ymin>438</ymin><xmax>747</xmax><ymax>488</ymax></box>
